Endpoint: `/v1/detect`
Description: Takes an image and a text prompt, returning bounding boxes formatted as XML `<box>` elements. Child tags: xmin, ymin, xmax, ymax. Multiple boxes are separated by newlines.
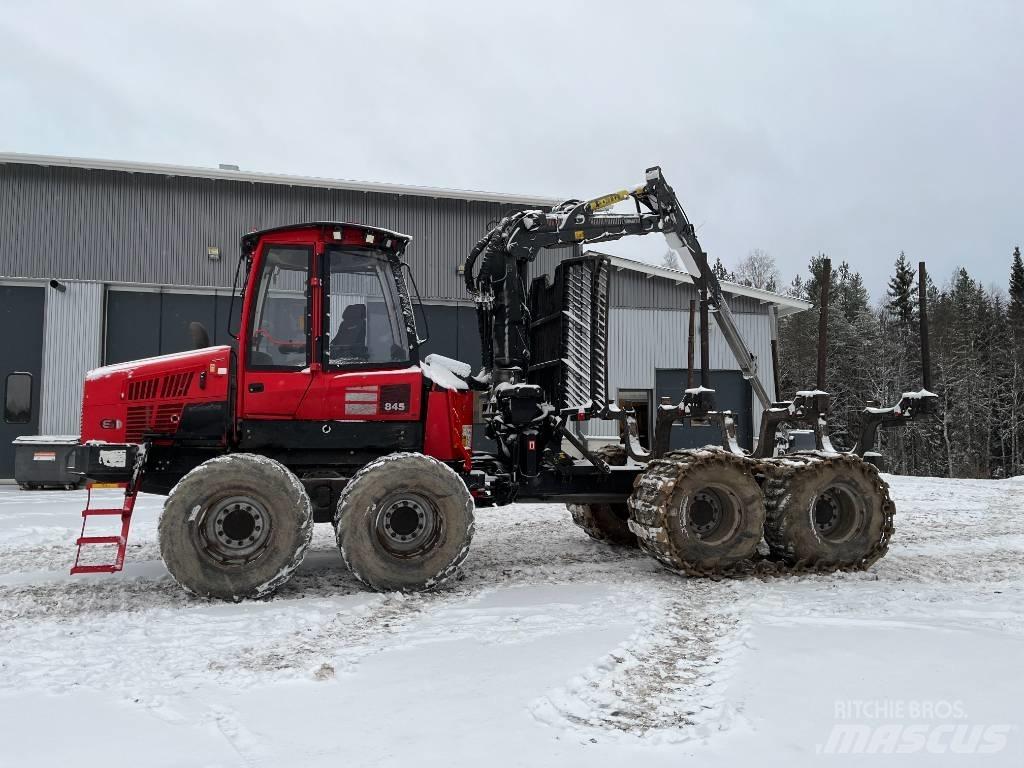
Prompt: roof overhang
<box><xmin>0</xmin><ymin>152</ymin><xmax>563</xmax><ymax>207</ymax></box>
<box><xmin>600</xmin><ymin>253</ymin><xmax>811</xmax><ymax>316</ymax></box>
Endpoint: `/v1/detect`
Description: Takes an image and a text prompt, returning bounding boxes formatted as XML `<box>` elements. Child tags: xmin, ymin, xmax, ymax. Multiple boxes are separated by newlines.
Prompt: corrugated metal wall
<box><xmin>530</xmin><ymin>248</ymin><xmax>765</xmax><ymax>312</ymax></box>
<box><xmin>585</xmin><ymin>306</ymin><xmax>775</xmax><ymax>440</ymax></box>
<box><xmin>39</xmin><ymin>281</ymin><xmax>103</xmax><ymax>434</ymax></box>
<box><xmin>0</xmin><ymin>164</ymin><xmax>521</xmax><ymax>302</ymax></box>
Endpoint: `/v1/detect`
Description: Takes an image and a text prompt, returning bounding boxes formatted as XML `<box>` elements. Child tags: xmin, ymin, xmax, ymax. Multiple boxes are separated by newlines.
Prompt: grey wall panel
<box><xmin>0</xmin><ymin>165</ymin><xmax>524</xmax><ymax>302</ymax></box>
<box><xmin>160</xmin><ymin>293</ymin><xmax>218</xmax><ymax>356</ymax></box>
<box><xmin>418</xmin><ymin>303</ymin><xmax>485</xmax><ymax>372</ymax></box>
<box><xmin>418</xmin><ymin>305</ymin><xmax>460</xmax><ymax>362</ymax></box>
<box><xmin>456</xmin><ymin>304</ymin><xmax>482</xmax><ymax>371</ymax></box>
<box><xmin>105</xmin><ymin>291</ymin><xmax>162</xmax><ymax>364</ymax></box>
<box><xmin>609</xmin><ymin>270</ymin><xmax>764</xmax><ymax>312</ymax></box>
<box><xmin>39</xmin><ymin>281</ymin><xmax>103</xmax><ymax>434</ymax></box>
<box><xmin>212</xmin><ymin>293</ymin><xmax>241</xmax><ymax>351</ymax></box>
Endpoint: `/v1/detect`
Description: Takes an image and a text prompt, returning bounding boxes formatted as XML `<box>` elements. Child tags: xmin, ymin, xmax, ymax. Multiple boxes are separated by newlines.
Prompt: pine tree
<box><xmin>711</xmin><ymin>257</ymin><xmax>732</xmax><ymax>281</ymax></box>
<box><xmin>1009</xmin><ymin>246</ymin><xmax>1024</xmax><ymax>339</ymax></box>
<box><xmin>777</xmin><ymin>252</ymin><xmax>1018</xmax><ymax>477</ymax></box>
<box><xmin>1007</xmin><ymin>246</ymin><xmax>1024</xmax><ymax>475</ymax></box>
<box><xmin>886</xmin><ymin>251</ymin><xmax>917</xmax><ymax>327</ymax></box>
<box><xmin>787</xmin><ymin>274</ymin><xmax>804</xmax><ymax>300</ymax></box>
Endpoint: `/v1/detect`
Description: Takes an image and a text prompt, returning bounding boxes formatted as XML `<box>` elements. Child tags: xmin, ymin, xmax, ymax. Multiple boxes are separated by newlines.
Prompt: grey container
<box><xmin>12</xmin><ymin>435</ymin><xmax>84</xmax><ymax>490</ymax></box>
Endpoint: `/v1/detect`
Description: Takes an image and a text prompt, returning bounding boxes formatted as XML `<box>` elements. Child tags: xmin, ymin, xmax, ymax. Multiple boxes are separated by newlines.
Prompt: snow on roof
<box><xmin>0</xmin><ymin>152</ymin><xmax>563</xmax><ymax>207</ymax></box>
<box><xmin>594</xmin><ymin>252</ymin><xmax>811</xmax><ymax>315</ymax></box>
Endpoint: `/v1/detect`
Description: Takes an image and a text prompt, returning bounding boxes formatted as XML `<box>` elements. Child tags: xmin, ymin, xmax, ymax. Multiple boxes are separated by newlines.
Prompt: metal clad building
<box><xmin>0</xmin><ymin>153</ymin><xmax>808</xmax><ymax>477</ymax></box>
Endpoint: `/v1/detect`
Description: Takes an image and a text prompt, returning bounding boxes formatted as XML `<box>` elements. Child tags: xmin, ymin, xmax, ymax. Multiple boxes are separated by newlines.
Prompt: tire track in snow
<box><xmin>529</xmin><ymin>577</ymin><xmax>762</xmax><ymax>744</ymax></box>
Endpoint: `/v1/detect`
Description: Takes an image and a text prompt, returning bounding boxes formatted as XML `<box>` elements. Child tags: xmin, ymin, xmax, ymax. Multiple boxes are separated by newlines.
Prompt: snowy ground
<box><xmin>1</xmin><ymin>475</ymin><xmax>1022</xmax><ymax>767</ymax></box>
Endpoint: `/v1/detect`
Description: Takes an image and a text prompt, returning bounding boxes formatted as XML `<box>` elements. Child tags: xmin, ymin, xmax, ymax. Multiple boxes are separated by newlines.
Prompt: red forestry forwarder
<box><xmin>70</xmin><ymin>167</ymin><xmax>935</xmax><ymax>599</ymax></box>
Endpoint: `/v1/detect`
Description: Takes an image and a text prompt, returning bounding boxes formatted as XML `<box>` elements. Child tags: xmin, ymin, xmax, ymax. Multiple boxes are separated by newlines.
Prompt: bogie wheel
<box><xmin>159</xmin><ymin>453</ymin><xmax>313</xmax><ymax>601</ymax></box>
<box><xmin>764</xmin><ymin>454</ymin><xmax>893</xmax><ymax>569</ymax></box>
<box><xmin>567</xmin><ymin>444</ymin><xmax>638</xmax><ymax>548</ymax></box>
<box><xmin>628</xmin><ymin>449</ymin><xmax>765</xmax><ymax>574</ymax></box>
<box><xmin>335</xmin><ymin>452</ymin><xmax>475</xmax><ymax>591</ymax></box>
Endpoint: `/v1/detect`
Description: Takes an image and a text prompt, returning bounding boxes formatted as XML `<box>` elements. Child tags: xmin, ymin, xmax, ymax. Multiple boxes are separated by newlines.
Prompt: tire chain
<box><xmin>627</xmin><ymin>448</ymin><xmax>895</xmax><ymax>578</ymax></box>
<box><xmin>568</xmin><ymin>444</ymin><xmax>635</xmax><ymax>545</ymax></box>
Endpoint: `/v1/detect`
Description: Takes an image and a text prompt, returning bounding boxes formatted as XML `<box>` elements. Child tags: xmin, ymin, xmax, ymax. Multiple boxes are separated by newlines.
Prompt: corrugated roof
<box><xmin>595</xmin><ymin>252</ymin><xmax>811</xmax><ymax>315</ymax></box>
<box><xmin>0</xmin><ymin>152</ymin><xmax>563</xmax><ymax>206</ymax></box>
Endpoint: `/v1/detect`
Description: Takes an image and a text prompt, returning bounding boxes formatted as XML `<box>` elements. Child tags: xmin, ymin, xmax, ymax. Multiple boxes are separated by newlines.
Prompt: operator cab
<box><xmin>240</xmin><ymin>222</ymin><xmax>417</xmax><ymax>374</ymax></box>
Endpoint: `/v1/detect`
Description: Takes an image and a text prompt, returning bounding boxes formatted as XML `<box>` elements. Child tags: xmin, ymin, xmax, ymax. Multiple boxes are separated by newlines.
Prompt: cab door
<box><xmin>239</xmin><ymin>243</ymin><xmax>315</xmax><ymax>419</ymax></box>
<box><xmin>301</xmin><ymin>243</ymin><xmax>423</xmax><ymax>424</ymax></box>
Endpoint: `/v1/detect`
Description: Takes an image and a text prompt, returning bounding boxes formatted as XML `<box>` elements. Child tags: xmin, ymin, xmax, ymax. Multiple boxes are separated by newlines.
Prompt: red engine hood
<box><xmin>86</xmin><ymin>346</ymin><xmax>233</xmax><ymax>385</ymax></box>
<box><xmin>81</xmin><ymin>346</ymin><xmax>233</xmax><ymax>443</ymax></box>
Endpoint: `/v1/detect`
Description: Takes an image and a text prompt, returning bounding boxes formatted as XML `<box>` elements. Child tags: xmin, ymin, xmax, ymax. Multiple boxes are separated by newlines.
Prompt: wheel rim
<box><xmin>199</xmin><ymin>495</ymin><xmax>272</xmax><ymax>565</ymax></box>
<box><xmin>686</xmin><ymin>486</ymin><xmax>741</xmax><ymax>544</ymax></box>
<box><xmin>811</xmin><ymin>483</ymin><xmax>864</xmax><ymax>543</ymax></box>
<box><xmin>374</xmin><ymin>493</ymin><xmax>442</xmax><ymax>557</ymax></box>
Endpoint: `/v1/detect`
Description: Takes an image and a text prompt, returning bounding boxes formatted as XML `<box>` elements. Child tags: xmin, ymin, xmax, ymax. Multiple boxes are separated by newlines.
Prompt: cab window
<box><xmin>326</xmin><ymin>246</ymin><xmax>410</xmax><ymax>367</ymax></box>
<box><xmin>248</xmin><ymin>245</ymin><xmax>311</xmax><ymax>369</ymax></box>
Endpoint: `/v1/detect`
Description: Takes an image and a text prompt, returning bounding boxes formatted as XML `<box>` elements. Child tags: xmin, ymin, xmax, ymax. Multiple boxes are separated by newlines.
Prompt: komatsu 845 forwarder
<box><xmin>69</xmin><ymin>167</ymin><xmax>935</xmax><ymax>599</ymax></box>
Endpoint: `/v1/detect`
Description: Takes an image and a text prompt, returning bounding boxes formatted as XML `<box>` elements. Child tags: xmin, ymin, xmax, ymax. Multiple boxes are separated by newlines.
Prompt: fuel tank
<box><xmin>80</xmin><ymin>346</ymin><xmax>232</xmax><ymax>445</ymax></box>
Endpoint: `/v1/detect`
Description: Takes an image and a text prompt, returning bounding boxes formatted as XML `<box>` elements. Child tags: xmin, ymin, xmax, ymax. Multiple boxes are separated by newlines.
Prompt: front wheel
<box><xmin>159</xmin><ymin>453</ymin><xmax>313</xmax><ymax>601</ymax></box>
<box><xmin>335</xmin><ymin>452</ymin><xmax>475</xmax><ymax>591</ymax></box>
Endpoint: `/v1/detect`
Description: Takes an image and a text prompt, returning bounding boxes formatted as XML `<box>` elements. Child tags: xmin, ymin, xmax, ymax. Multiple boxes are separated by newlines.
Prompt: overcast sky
<box><xmin>2</xmin><ymin>0</ymin><xmax>1021</xmax><ymax>299</ymax></box>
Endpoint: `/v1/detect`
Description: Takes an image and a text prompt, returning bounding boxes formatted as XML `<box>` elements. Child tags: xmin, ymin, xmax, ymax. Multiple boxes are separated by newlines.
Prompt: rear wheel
<box><xmin>567</xmin><ymin>444</ymin><xmax>637</xmax><ymax>547</ymax></box>
<box><xmin>335</xmin><ymin>452</ymin><xmax>475</xmax><ymax>591</ymax></box>
<box><xmin>159</xmin><ymin>453</ymin><xmax>313</xmax><ymax>600</ymax></box>
<box><xmin>628</xmin><ymin>450</ymin><xmax>765</xmax><ymax>574</ymax></box>
<box><xmin>764</xmin><ymin>455</ymin><xmax>892</xmax><ymax>569</ymax></box>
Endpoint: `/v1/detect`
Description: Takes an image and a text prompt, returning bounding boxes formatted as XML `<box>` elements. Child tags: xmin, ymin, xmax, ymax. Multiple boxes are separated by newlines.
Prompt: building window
<box><xmin>3</xmin><ymin>372</ymin><xmax>32</xmax><ymax>424</ymax></box>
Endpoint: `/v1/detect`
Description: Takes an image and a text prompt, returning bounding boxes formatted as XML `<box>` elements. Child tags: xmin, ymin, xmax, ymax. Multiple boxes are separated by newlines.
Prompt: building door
<box><xmin>106</xmin><ymin>289</ymin><xmax>232</xmax><ymax>365</ymax></box>
<box><xmin>655</xmin><ymin>369</ymin><xmax>752</xmax><ymax>450</ymax></box>
<box><xmin>0</xmin><ymin>285</ymin><xmax>45</xmax><ymax>478</ymax></box>
<box><xmin>617</xmin><ymin>389</ymin><xmax>652</xmax><ymax>449</ymax></box>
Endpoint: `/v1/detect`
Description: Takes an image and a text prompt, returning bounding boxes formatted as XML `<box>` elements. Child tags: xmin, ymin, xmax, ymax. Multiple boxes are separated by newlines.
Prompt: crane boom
<box><xmin>464</xmin><ymin>166</ymin><xmax>772</xmax><ymax>409</ymax></box>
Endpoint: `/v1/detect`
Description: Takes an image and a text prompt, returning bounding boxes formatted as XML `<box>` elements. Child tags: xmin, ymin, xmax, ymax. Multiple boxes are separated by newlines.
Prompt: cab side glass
<box><xmin>326</xmin><ymin>247</ymin><xmax>411</xmax><ymax>366</ymax></box>
<box><xmin>4</xmin><ymin>372</ymin><xmax>32</xmax><ymax>424</ymax></box>
<box><xmin>248</xmin><ymin>246</ymin><xmax>311</xmax><ymax>369</ymax></box>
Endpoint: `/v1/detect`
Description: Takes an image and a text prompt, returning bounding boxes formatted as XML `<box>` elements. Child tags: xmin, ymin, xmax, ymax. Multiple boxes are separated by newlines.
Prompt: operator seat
<box><xmin>330</xmin><ymin>303</ymin><xmax>368</xmax><ymax>360</ymax></box>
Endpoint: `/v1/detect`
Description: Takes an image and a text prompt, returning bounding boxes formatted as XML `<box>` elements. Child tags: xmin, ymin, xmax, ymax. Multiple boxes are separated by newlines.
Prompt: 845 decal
<box><xmin>379</xmin><ymin>384</ymin><xmax>411</xmax><ymax>415</ymax></box>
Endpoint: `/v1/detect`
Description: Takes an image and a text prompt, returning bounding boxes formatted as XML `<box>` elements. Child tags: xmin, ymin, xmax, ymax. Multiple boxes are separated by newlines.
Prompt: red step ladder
<box><xmin>71</xmin><ymin>481</ymin><xmax>141</xmax><ymax>575</ymax></box>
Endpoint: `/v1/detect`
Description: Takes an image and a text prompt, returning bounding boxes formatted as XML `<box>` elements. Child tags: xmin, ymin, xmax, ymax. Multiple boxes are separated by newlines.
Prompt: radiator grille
<box><xmin>125</xmin><ymin>403</ymin><xmax>185</xmax><ymax>442</ymax></box>
<box><xmin>160</xmin><ymin>372</ymin><xmax>194</xmax><ymax>399</ymax></box>
<box><xmin>126</xmin><ymin>378</ymin><xmax>159</xmax><ymax>401</ymax></box>
<box><xmin>126</xmin><ymin>372</ymin><xmax>194</xmax><ymax>401</ymax></box>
